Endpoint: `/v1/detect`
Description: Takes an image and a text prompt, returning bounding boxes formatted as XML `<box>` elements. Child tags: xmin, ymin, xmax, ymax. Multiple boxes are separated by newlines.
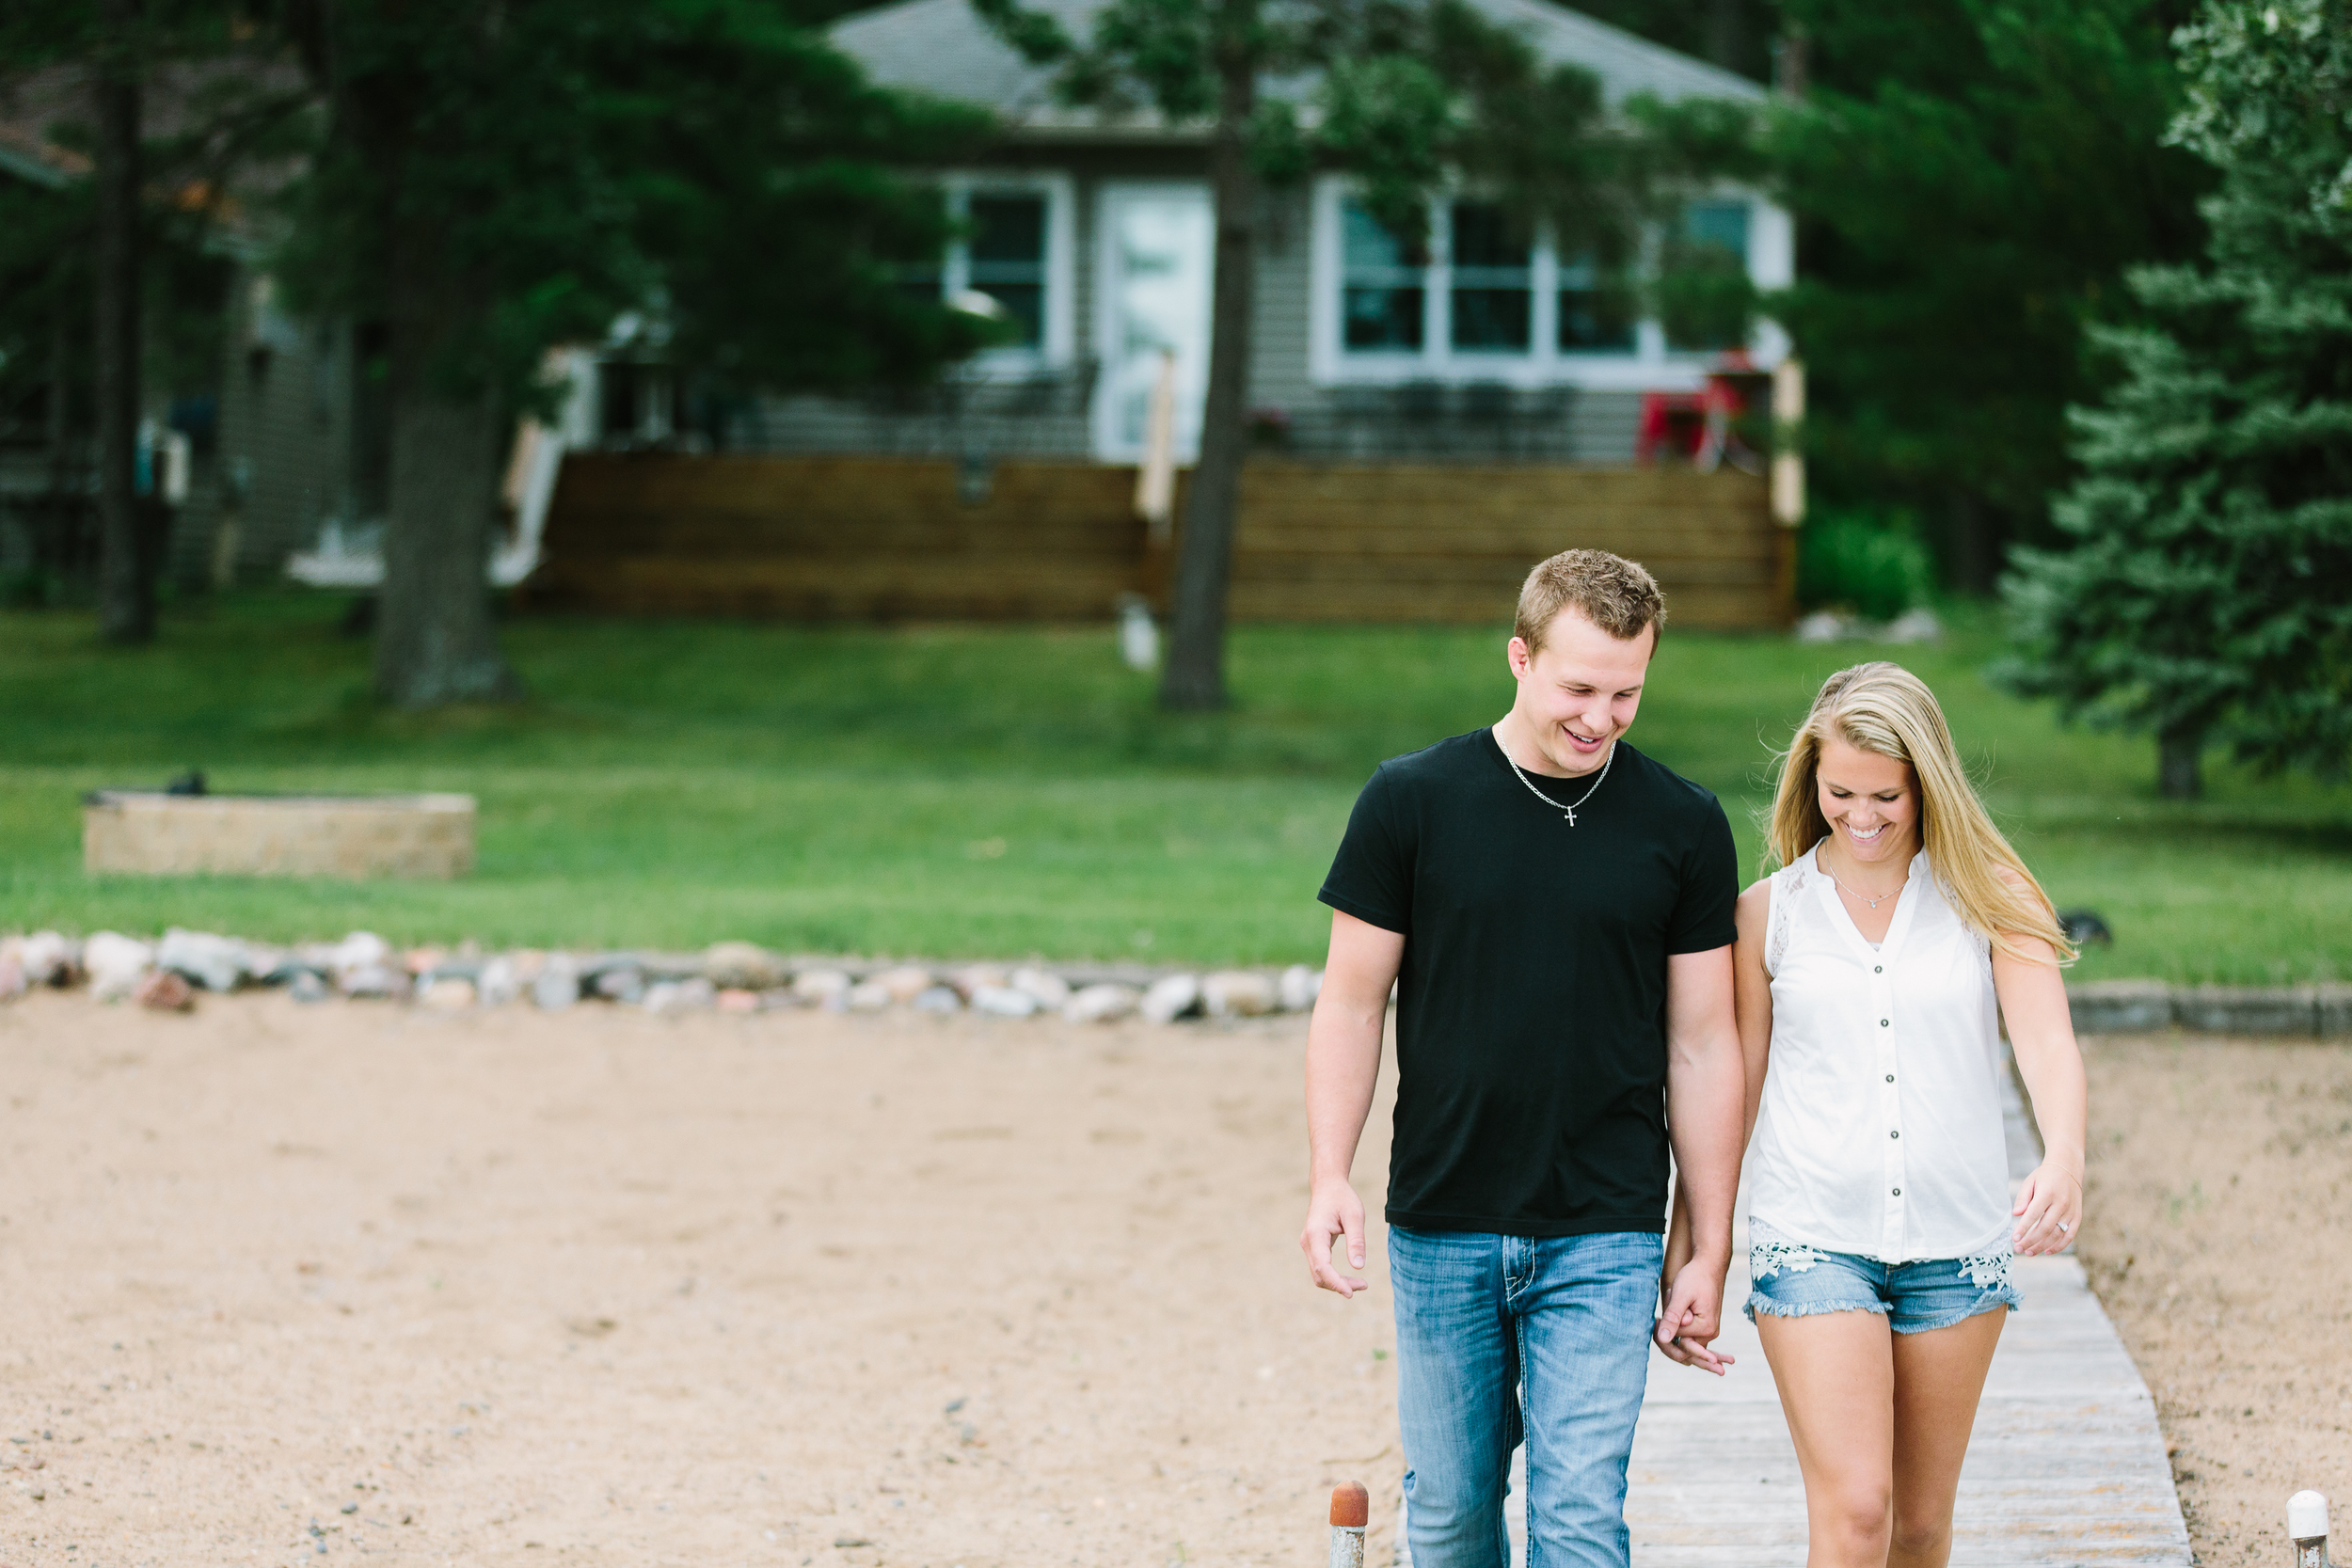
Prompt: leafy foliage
<box><xmin>1764</xmin><ymin>0</ymin><xmax>2209</xmax><ymax>586</ymax></box>
<box><xmin>271</xmin><ymin>0</ymin><xmax>997</xmax><ymax>409</ymax></box>
<box><xmin>1799</xmin><ymin>508</ymin><xmax>1935</xmax><ymax>620</ymax></box>
<box><xmin>1997</xmin><ymin>0</ymin><xmax>2352</xmax><ymax>786</ymax></box>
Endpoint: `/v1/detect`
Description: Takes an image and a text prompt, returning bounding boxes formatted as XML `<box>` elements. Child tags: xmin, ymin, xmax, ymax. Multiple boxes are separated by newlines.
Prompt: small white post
<box><xmin>1329</xmin><ymin>1481</ymin><xmax>1368</xmax><ymax>1568</ymax></box>
<box><xmin>2289</xmin><ymin>1489</ymin><xmax>2328</xmax><ymax>1568</ymax></box>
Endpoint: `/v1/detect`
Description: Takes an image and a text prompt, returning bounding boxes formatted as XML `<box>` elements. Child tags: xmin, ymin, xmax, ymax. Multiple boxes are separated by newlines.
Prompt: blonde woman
<box><xmin>1680</xmin><ymin>662</ymin><xmax>2087</xmax><ymax>1568</ymax></box>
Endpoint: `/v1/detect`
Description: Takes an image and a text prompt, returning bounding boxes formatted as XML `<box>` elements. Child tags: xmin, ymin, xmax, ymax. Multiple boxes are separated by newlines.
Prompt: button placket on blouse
<box><xmin>1874</xmin><ymin>951</ymin><xmax>1906</xmax><ymax>1258</ymax></box>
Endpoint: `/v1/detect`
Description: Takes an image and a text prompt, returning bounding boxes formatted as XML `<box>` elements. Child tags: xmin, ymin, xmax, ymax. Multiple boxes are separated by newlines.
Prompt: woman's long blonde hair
<box><xmin>1768</xmin><ymin>662</ymin><xmax>2074</xmax><ymax>965</ymax></box>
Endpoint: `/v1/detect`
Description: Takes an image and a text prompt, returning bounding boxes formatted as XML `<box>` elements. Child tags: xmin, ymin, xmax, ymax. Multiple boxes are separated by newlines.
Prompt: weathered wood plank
<box><xmin>534</xmin><ymin>453</ymin><xmax>1792</xmax><ymax>626</ymax></box>
<box><xmin>1393</xmin><ymin>1051</ymin><xmax>2190</xmax><ymax>1568</ymax></box>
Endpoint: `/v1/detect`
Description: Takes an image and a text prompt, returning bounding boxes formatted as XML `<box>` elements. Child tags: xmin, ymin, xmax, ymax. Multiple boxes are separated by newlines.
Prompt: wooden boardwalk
<box><xmin>1400</xmin><ymin>1064</ymin><xmax>2192</xmax><ymax>1566</ymax></box>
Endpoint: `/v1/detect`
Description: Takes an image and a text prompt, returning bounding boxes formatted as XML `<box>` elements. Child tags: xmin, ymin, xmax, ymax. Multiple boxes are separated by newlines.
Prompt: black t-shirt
<box><xmin>1318</xmin><ymin>728</ymin><xmax>1739</xmax><ymax>1237</ymax></box>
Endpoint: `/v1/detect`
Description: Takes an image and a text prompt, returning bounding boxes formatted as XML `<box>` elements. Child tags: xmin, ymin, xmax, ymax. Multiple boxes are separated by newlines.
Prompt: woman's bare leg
<box><xmin>1756</xmin><ymin>1310</ymin><xmax>1898</xmax><ymax>1568</ymax></box>
<box><xmin>1886</xmin><ymin>1309</ymin><xmax>2006</xmax><ymax>1568</ymax></box>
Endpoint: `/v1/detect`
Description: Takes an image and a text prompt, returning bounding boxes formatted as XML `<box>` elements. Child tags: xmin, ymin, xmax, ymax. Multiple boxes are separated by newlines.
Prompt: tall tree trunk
<box><xmin>95</xmin><ymin>0</ymin><xmax>151</xmax><ymax>644</ymax></box>
<box><xmin>1946</xmin><ymin>492</ymin><xmax>1999</xmax><ymax>596</ymax></box>
<box><xmin>373</xmin><ymin>366</ymin><xmax>523</xmax><ymax>707</ymax></box>
<box><xmin>1704</xmin><ymin>0</ymin><xmax>1741</xmax><ymax>73</ymax></box>
<box><xmin>1157</xmin><ymin>45</ymin><xmax>1258</xmax><ymax>712</ymax></box>
<box><xmin>2157</xmin><ymin>726</ymin><xmax>2202</xmax><ymax>801</ymax></box>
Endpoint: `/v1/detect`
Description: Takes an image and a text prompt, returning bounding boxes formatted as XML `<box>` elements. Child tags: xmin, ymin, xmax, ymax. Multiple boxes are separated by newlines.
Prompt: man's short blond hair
<box><xmin>1514</xmin><ymin>549</ymin><xmax>1666</xmax><ymax>652</ymax></box>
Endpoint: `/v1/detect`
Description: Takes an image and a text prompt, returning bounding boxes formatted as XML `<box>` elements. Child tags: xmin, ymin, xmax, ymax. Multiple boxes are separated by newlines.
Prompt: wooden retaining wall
<box><xmin>532</xmin><ymin>454</ymin><xmax>1792</xmax><ymax>629</ymax></box>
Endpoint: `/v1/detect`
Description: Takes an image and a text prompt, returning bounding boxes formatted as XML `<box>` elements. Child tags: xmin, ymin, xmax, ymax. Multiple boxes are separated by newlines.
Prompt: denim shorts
<box><xmin>1742</xmin><ymin>1224</ymin><xmax>2021</xmax><ymax>1335</ymax></box>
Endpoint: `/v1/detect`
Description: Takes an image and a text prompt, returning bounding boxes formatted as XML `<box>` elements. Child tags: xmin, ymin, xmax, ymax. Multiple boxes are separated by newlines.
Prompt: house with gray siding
<box><xmin>730</xmin><ymin>0</ymin><xmax>1789</xmax><ymax>468</ymax></box>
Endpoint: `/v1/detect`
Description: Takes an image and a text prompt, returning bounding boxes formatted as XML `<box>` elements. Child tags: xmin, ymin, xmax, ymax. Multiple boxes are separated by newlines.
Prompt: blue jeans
<box><xmin>1390</xmin><ymin>1226</ymin><xmax>1662</xmax><ymax>1568</ymax></box>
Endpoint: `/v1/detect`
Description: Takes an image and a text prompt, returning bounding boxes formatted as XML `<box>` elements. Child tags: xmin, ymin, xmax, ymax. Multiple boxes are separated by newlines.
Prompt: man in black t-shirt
<box><xmin>1298</xmin><ymin>549</ymin><xmax>1744</xmax><ymax>1568</ymax></box>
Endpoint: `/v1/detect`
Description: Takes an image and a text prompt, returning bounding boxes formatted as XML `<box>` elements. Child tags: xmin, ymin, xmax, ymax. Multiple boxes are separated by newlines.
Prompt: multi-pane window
<box><xmin>1683</xmin><ymin>199</ymin><xmax>1751</xmax><ymax>261</ymax></box>
<box><xmin>1342</xmin><ymin>199</ymin><xmax>1424</xmax><ymax>351</ymax></box>
<box><xmin>1448</xmin><ymin>203</ymin><xmax>1532</xmax><ymax>352</ymax></box>
<box><xmin>1557</xmin><ymin>255</ymin><xmax>1636</xmax><ymax>353</ymax></box>
<box><xmin>1663</xmin><ymin>199</ymin><xmax>1754</xmax><ymax>352</ymax></box>
<box><xmin>966</xmin><ymin>194</ymin><xmax>1047</xmax><ymax>347</ymax></box>
<box><xmin>1321</xmin><ymin>181</ymin><xmax>1768</xmax><ymax>377</ymax></box>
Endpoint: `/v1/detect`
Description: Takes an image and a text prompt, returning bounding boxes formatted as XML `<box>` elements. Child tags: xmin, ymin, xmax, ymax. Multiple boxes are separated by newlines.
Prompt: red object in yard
<box><xmin>1636</xmin><ymin>353</ymin><xmax>1755</xmax><ymax>469</ymax></box>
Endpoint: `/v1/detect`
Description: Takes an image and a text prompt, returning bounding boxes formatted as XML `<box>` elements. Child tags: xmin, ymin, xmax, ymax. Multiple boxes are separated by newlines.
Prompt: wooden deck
<box><xmin>1398</xmin><ymin>1063</ymin><xmax>2191</xmax><ymax>1567</ymax></box>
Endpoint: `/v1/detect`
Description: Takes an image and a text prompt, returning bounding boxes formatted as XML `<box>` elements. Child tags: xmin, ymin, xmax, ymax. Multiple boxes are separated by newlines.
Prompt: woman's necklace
<box><xmin>1505</xmin><ymin>741</ymin><xmax>1614</xmax><ymax>825</ymax></box>
<box><xmin>1823</xmin><ymin>858</ymin><xmax>1909</xmax><ymax>910</ymax></box>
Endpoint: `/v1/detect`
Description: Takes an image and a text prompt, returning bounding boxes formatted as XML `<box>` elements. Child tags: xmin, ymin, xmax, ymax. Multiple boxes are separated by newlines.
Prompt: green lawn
<box><xmin>3</xmin><ymin>593</ymin><xmax>2345</xmax><ymax>984</ymax></box>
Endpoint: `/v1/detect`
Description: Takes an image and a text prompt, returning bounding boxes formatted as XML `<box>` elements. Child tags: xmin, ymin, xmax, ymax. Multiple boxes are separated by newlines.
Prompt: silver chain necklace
<box><xmin>1504</xmin><ymin>740</ymin><xmax>1615</xmax><ymax>825</ymax></box>
<box><xmin>1824</xmin><ymin>863</ymin><xmax>1909</xmax><ymax>909</ymax></box>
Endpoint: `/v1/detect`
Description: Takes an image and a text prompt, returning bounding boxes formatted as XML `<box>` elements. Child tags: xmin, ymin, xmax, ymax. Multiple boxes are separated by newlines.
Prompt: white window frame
<box><xmin>935</xmin><ymin>171</ymin><xmax>1077</xmax><ymax>378</ymax></box>
<box><xmin>1307</xmin><ymin>175</ymin><xmax>1793</xmax><ymax>392</ymax></box>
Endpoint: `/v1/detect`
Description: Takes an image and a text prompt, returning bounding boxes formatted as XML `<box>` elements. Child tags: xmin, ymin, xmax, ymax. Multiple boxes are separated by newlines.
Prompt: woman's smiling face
<box><xmin>1815</xmin><ymin>736</ymin><xmax>1918</xmax><ymax>866</ymax></box>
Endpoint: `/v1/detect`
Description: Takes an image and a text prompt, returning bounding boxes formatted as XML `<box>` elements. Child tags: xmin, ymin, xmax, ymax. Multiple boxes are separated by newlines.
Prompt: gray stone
<box><xmin>1141</xmin><ymin>974</ymin><xmax>1203</xmax><ymax>1025</ymax></box>
<box><xmin>947</xmin><ymin>964</ymin><xmax>1009</xmax><ymax>1001</ymax></box>
<box><xmin>912</xmin><ymin>985</ymin><xmax>962</xmax><ymax>1014</ymax></box>
<box><xmin>532</xmin><ymin>955</ymin><xmax>581</xmax><ymax>1010</ymax></box>
<box><xmin>791</xmin><ymin>968</ymin><xmax>853</xmax><ymax>1006</ymax></box>
<box><xmin>845</xmin><ymin>979</ymin><xmax>894</xmax><ymax>1013</ymax></box>
<box><xmin>1203</xmin><ymin>970</ymin><xmax>1279</xmax><ymax>1019</ymax></box>
<box><xmin>2066</xmin><ymin>980</ymin><xmax>2173</xmax><ymax>1035</ymax></box>
<box><xmin>330</xmin><ymin>930</ymin><xmax>391</xmax><ymax>976</ymax></box>
<box><xmin>703</xmin><ymin>941</ymin><xmax>787</xmax><ymax>991</ymax></box>
<box><xmin>1064</xmin><ymin>983</ymin><xmax>1140</xmax><ymax>1023</ymax></box>
<box><xmin>2174</xmin><ymin>985</ymin><xmax>2315</xmax><ymax>1037</ymax></box>
<box><xmin>1279</xmin><ymin>964</ymin><xmax>1323</xmax><ymax>1014</ymax></box>
<box><xmin>15</xmin><ymin>931</ymin><xmax>76</xmax><ymax>987</ymax></box>
<box><xmin>594</xmin><ymin>965</ymin><xmax>646</xmax><ymax>1004</ymax></box>
<box><xmin>84</xmin><ymin>931</ymin><xmax>155</xmax><ymax>1002</ymax></box>
<box><xmin>476</xmin><ymin>956</ymin><xmax>521</xmax><ymax>1008</ymax></box>
<box><xmin>971</xmin><ymin>984</ymin><xmax>1039</xmax><ymax>1018</ymax></box>
<box><xmin>644</xmin><ymin>977</ymin><xmax>716</xmax><ymax>1016</ymax></box>
<box><xmin>289</xmin><ymin>970</ymin><xmax>331</xmax><ymax>1004</ymax></box>
<box><xmin>340</xmin><ymin>963</ymin><xmax>411</xmax><ymax>1000</ymax></box>
<box><xmin>874</xmin><ymin>965</ymin><xmax>936</xmax><ymax>1003</ymax></box>
<box><xmin>1009</xmin><ymin>966</ymin><xmax>1071</xmax><ymax>1008</ymax></box>
<box><xmin>2318</xmin><ymin>984</ymin><xmax>2352</xmax><ymax>1040</ymax></box>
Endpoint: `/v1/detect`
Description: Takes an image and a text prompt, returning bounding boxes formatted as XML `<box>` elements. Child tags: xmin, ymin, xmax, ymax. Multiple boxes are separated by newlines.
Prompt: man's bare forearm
<box><xmin>1664</xmin><ymin>945</ymin><xmax>1743</xmax><ymax>1269</ymax></box>
<box><xmin>1306</xmin><ymin>990</ymin><xmax>1385</xmax><ymax>1183</ymax></box>
<box><xmin>1666</xmin><ymin>1038</ymin><xmax>1743</xmax><ymax>1265</ymax></box>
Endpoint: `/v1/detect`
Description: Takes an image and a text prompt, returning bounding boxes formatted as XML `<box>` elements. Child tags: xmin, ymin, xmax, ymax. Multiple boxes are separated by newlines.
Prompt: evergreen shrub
<box><xmin>1798</xmin><ymin>509</ymin><xmax>1936</xmax><ymax>620</ymax></box>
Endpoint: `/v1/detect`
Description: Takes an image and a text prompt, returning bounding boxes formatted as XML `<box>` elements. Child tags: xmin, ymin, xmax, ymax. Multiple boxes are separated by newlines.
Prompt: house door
<box><xmin>1092</xmin><ymin>182</ymin><xmax>1214</xmax><ymax>463</ymax></box>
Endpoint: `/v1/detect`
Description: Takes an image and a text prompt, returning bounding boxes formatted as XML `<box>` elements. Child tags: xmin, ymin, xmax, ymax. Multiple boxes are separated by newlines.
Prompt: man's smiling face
<box><xmin>1506</xmin><ymin>607</ymin><xmax>1656</xmax><ymax>778</ymax></box>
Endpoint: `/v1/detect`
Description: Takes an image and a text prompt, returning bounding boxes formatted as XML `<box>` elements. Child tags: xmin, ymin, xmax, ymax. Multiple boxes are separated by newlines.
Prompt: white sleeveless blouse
<box><xmin>1748</xmin><ymin>844</ymin><xmax>2013</xmax><ymax>1263</ymax></box>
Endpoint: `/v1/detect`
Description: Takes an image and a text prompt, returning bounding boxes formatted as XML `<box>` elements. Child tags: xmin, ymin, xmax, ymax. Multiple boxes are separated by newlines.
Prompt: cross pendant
<box><xmin>1564</xmin><ymin>810</ymin><xmax>1577</xmax><ymax>825</ymax></box>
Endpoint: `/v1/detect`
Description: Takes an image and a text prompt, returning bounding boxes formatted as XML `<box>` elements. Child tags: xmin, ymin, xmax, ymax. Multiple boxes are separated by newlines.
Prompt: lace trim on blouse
<box><xmin>1762</xmin><ymin>861</ymin><xmax>1807</xmax><ymax>977</ymax></box>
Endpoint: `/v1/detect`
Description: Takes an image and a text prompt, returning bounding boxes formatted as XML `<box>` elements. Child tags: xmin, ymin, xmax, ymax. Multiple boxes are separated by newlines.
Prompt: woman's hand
<box><xmin>2011</xmin><ymin>1160</ymin><xmax>2082</xmax><ymax>1256</ymax></box>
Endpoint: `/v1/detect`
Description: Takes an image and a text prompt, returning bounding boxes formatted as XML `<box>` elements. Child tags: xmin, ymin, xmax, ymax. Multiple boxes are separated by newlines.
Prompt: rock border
<box><xmin>7</xmin><ymin>931</ymin><xmax>2340</xmax><ymax>1037</ymax></box>
<box><xmin>2068</xmin><ymin>979</ymin><xmax>2352</xmax><ymax>1038</ymax></box>
<box><xmin>0</xmin><ymin>929</ymin><xmax>1323</xmax><ymax>1027</ymax></box>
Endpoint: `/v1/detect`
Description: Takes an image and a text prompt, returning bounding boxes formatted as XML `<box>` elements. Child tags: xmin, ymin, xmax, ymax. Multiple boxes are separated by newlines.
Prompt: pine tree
<box><xmin>272</xmin><ymin>0</ymin><xmax>991</xmax><ymax>707</ymax></box>
<box><xmin>1997</xmin><ymin>0</ymin><xmax>2352</xmax><ymax>799</ymax></box>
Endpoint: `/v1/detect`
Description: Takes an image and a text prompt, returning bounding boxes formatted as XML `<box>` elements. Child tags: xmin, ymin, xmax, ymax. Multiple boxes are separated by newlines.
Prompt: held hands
<box><xmin>1301</xmin><ymin>1176</ymin><xmax>1370</xmax><ymax>1297</ymax></box>
<box><xmin>2012</xmin><ymin>1160</ymin><xmax>2083</xmax><ymax>1256</ymax></box>
<box><xmin>1653</xmin><ymin>1257</ymin><xmax>1735</xmax><ymax>1375</ymax></box>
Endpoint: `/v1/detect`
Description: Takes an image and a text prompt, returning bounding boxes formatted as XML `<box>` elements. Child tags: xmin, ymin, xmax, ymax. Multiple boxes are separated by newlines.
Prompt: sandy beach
<box><xmin>2074</xmin><ymin>1036</ymin><xmax>2352</xmax><ymax>1566</ymax></box>
<box><xmin>0</xmin><ymin>993</ymin><xmax>1403</xmax><ymax>1568</ymax></box>
<box><xmin>4</xmin><ymin>995</ymin><xmax>2346</xmax><ymax>1568</ymax></box>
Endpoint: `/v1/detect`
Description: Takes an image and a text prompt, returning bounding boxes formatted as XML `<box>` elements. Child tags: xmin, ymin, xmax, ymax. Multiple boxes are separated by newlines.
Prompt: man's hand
<box><xmin>1301</xmin><ymin>910</ymin><xmax>1400</xmax><ymax>1302</ymax></box>
<box><xmin>1301</xmin><ymin>1175</ymin><xmax>1370</xmax><ymax>1297</ymax></box>
<box><xmin>1653</xmin><ymin>1256</ymin><xmax>1734</xmax><ymax>1375</ymax></box>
